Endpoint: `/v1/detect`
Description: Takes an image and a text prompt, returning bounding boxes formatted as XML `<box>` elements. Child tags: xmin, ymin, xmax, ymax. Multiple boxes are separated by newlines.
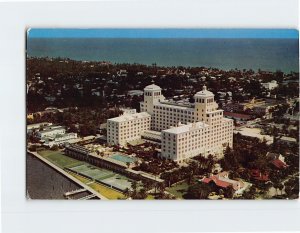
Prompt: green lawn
<box><xmin>68</xmin><ymin>172</ymin><xmax>125</xmax><ymax>199</ymax></box>
<box><xmin>166</xmin><ymin>181</ymin><xmax>190</xmax><ymax>199</ymax></box>
<box><xmin>146</xmin><ymin>194</ymin><xmax>155</xmax><ymax>200</ymax></box>
<box><xmin>89</xmin><ymin>182</ymin><xmax>125</xmax><ymax>200</ymax></box>
<box><xmin>38</xmin><ymin>150</ymin><xmax>83</xmax><ymax>168</ymax></box>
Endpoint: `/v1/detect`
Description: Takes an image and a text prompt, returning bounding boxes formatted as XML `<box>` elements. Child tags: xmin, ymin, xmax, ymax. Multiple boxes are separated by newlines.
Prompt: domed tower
<box><xmin>194</xmin><ymin>85</ymin><xmax>222</xmax><ymax>125</ymax></box>
<box><xmin>140</xmin><ymin>83</ymin><xmax>164</xmax><ymax>115</ymax></box>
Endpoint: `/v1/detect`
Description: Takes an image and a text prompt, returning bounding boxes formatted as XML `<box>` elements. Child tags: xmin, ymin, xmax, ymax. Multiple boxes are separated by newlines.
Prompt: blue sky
<box><xmin>27</xmin><ymin>29</ymin><xmax>299</xmax><ymax>39</ymax></box>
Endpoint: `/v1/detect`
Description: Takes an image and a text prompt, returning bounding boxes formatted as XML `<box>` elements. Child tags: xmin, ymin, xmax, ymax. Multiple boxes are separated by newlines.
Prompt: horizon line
<box><xmin>27</xmin><ymin>29</ymin><xmax>299</xmax><ymax>39</ymax></box>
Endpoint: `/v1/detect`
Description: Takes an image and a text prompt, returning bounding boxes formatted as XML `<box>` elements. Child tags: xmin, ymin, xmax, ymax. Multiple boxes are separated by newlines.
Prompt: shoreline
<box><xmin>27</xmin><ymin>150</ymin><xmax>108</xmax><ymax>200</ymax></box>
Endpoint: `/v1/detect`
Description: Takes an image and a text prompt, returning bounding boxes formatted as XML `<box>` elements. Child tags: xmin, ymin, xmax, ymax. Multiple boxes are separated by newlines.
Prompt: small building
<box><xmin>127</xmin><ymin>90</ymin><xmax>144</xmax><ymax>96</ymax></box>
<box><xmin>266</xmin><ymin>152</ymin><xmax>288</xmax><ymax>169</ymax></box>
<box><xmin>266</xmin><ymin>152</ymin><xmax>285</xmax><ymax>163</ymax></box>
<box><xmin>261</xmin><ymin>80</ymin><xmax>278</xmax><ymax>90</ymax></box>
<box><xmin>202</xmin><ymin>171</ymin><xmax>250</xmax><ymax>195</ymax></box>
<box><xmin>250</xmin><ymin>169</ymin><xmax>269</xmax><ymax>182</ymax></box>
<box><xmin>44</xmin><ymin>132</ymin><xmax>78</xmax><ymax>147</ymax></box>
<box><xmin>37</xmin><ymin>126</ymin><xmax>66</xmax><ymax>139</ymax></box>
<box><xmin>278</xmin><ymin>136</ymin><xmax>297</xmax><ymax>145</ymax></box>
<box><xmin>27</xmin><ymin>122</ymin><xmax>52</xmax><ymax>134</ymax></box>
<box><xmin>224</xmin><ymin>112</ymin><xmax>253</xmax><ymax>122</ymax></box>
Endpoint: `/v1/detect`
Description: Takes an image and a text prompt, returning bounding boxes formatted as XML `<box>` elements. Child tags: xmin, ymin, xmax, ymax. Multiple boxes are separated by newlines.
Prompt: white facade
<box><xmin>45</xmin><ymin>133</ymin><xmax>78</xmax><ymax>147</ymax></box>
<box><xmin>107</xmin><ymin>112</ymin><xmax>151</xmax><ymax>146</ymax></box>
<box><xmin>161</xmin><ymin>119</ymin><xmax>233</xmax><ymax>161</ymax></box>
<box><xmin>37</xmin><ymin>126</ymin><xmax>66</xmax><ymax>139</ymax></box>
<box><xmin>107</xmin><ymin>84</ymin><xmax>234</xmax><ymax>162</ymax></box>
<box><xmin>261</xmin><ymin>80</ymin><xmax>278</xmax><ymax>90</ymax></box>
<box><xmin>27</xmin><ymin>122</ymin><xmax>52</xmax><ymax>134</ymax></box>
<box><xmin>120</xmin><ymin>108</ymin><xmax>136</xmax><ymax>115</ymax></box>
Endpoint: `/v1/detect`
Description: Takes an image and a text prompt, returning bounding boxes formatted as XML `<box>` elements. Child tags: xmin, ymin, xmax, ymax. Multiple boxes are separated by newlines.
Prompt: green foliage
<box><xmin>184</xmin><ymin>183</ymin><xmax>212</xmax><ymax>199</ymax></box>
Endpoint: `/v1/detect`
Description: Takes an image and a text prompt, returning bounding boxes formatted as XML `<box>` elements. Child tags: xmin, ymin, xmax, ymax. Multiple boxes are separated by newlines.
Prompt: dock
<box><xmin>64</xmin><ymin>188</ymin><xmax>87</xmax><ymax>197</ymax></box>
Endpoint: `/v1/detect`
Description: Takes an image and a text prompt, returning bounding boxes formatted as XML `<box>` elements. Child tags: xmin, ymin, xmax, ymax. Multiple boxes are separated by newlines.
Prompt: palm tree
<box><xmin>124</xmin><ymin>188</ymin><xmax>131</xmax><ymax>198</ymax></box>
<box><xmin>278</xmin><ymin>183</ymin><xmax>284</xmax><ymax>195</ymax></box>
<box><xmin>139</xmin><ymin>189</ymin><xmax>147</xmax><ymax>199</ymax></box>
<box><xmin>131</xmin><ymin>181</ymin><xmax>137</xmax><ymax>193</ymax></box>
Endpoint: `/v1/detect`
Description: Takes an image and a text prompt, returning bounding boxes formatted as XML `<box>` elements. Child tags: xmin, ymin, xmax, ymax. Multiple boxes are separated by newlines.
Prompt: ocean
<box><xmin>27</xmin><ymin>38</ymin><xmax>299</xmax><ymax>73</ymax></box>
<box><xmin>26</xmin><ymin>153</ymin><xmax>81</xmax><ymax>199</ymax></box>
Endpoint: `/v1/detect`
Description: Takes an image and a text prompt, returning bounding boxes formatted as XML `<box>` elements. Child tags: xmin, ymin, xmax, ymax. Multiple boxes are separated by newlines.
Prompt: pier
<box><xmin>77</xmin><ymin>194</ymin><xmax>97</xmax><ymax>200</ymax></box>
<box><xmin>64</xmin><ymin>188</ymin><xmax>87</xmax><ymax>197</ymax></box>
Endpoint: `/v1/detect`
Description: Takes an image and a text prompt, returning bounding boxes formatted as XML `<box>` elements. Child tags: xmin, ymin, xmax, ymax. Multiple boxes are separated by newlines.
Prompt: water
<box><xmin>26</xmin><ymin>38</ymin><xmax>299</xmax><ymax>73</ymax></box>
<box><xmin>26</xmin><ymin>153</ymin><xmax>82</xmax><ymax>199</ymax></box>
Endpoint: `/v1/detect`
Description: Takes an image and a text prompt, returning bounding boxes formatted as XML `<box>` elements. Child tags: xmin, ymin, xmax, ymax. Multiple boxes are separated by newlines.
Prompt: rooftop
<box><xmin>163</xmin><ymin>121</ymin><xmax>209</xmax><ymax>134</ymax></box>
<box><xmin>156</xmin><ymin>101</ymin><xmax>195</xmax><ymax>111</ymax></box>
<box><xmin>144</xmin><ymin>84</ymin><xmax>161</xmax><ymax>91</ymax></box>
<box><xmin>108</xmin><ymin>112</ymin><xmax>151</xmax><ymax>123</ymax></box>
<box><xmin>194</xmin><ymin>85</ymin><xmax>214</xmax><ymax>98</ymax></box>
<box><xmin>39</xmin><ymin>126</ymin><xmax>65</xmax><ymax>133</ymax></box>
<box><xmin>224</xmin><ymin>111</ymin><xmax>253</xmax><ymax>120</ymax></box>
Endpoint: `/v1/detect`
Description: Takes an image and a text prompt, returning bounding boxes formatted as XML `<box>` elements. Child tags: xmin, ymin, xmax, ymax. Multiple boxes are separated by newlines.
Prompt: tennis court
<box><xmin>69</xmin><ymin>164</ymin><xmax>115</xmax><ymax>180</ymax></box>
<box><xmin>100</xmin><ymin>174</ymin><xmax>133</xmax><ymax>191</ymax></box>
<box><xmin>68</xmin><ymin>164</ymin><xmax>133</xmax><ymax>192</ymax></box>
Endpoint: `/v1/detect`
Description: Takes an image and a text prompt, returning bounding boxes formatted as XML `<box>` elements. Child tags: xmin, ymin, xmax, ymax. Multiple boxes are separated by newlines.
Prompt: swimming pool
<box><xmin>110</xmin><ymin>154</ymin><xmax>136</xmax><ymax>163</ymax></box>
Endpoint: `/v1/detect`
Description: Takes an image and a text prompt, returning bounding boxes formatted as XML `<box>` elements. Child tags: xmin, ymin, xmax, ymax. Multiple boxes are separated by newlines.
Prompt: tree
<box><xmin>139</xmin><ymin>188</ymin><xmax>147</xmax><ymax>199</ymax></box>
<box><xmin>185</xmin><ymin>183</ymin><xmax>212</xmax><ymax>199</ymax></box>
<box><xmin>131</xmin><ymin>181</ymin><xmax>137</xmax><ymax>192</ymax></box>
<box><xmin>224</xmin><ymin>187</ymin><xmax>235</xmax><ymax>199</ymax></box>
<box><xmin>124</xmin><ymin>188</ymin><xmax>131</xmax><ymax>199</ymax></box>
<box><xmin>242</xmin><ymin>186</ymin><xmax>257</xmax><ymax>199</ymax></box>
<box><xmin>51</xmin><ymin>144</ymin><xmax>59</xmax><ymax>151</ymax></box>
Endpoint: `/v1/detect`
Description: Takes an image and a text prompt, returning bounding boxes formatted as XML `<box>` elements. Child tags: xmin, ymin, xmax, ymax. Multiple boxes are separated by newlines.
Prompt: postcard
<box><xmin>26</xmin><ymin>29</ymin><xmax>299</xmax><ymax>200</ymax></box>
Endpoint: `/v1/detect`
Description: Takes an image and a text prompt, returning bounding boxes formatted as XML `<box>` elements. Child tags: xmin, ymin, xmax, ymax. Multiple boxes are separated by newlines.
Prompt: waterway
<box><xmin>26</xmin><ymin>153</ymin><xmax>83</xmax><ymax>199</ymax></box>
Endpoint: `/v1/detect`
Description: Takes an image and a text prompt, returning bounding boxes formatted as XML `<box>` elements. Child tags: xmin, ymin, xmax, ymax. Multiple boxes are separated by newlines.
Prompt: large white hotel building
<box><xmin>107</xmin><ymin>84</ymin><xmax>233</xmax><ymax>162</ymax></box>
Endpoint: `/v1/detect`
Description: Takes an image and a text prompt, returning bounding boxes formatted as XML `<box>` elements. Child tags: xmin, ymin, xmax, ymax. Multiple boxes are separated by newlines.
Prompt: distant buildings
<box><xmin>278</xmin><ymin>136</ymin><xmax>297</xmax><ymax>145</ymax></box>
<box><xmin>261</xmin><ymin>80</ymin><xmax>278</xmax><ymax>90</ymax></box>
<box><xmin>223</xmin><ymin>97</ymin><xmax>285</xmax><ymax>119</ymax></box>
<box><xmin>107</xmin><ymin>84</ymin><xmax>233</xmax><ymax>162</ymax></box>
<box><xmin>224</xmin><ymin>112</ymin><xmax>253</xmax><ymax>122</ymax></box>
<box><xmin>127</xmin><ymin>90</ymin><xmax>144</xmax><ymax>97</ymax></box>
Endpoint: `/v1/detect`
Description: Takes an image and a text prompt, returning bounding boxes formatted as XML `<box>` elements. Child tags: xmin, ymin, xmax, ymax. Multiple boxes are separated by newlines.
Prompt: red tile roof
<box><xmin>202</xmin><ymin>172</ymin><xmax>244</xmax><ymax>190</ymax></box>
<box><xmin>250</xmin><ymin>169</ymin><xmax>269</xmax><ymax>181</ymax></box>
<box><xmin>271</xmin><ymin>159</ymin><xmax>288</xmax><ymax>169</ymax></box>
<box><xmin>224</xmin><ymin>111</ymin><xmax>253</xmax><ymax>120</ymax></box>
<box><xmin>202</xmin><ymin>176</ymin><xmax>232</xmax><ymax>188</ymax></box>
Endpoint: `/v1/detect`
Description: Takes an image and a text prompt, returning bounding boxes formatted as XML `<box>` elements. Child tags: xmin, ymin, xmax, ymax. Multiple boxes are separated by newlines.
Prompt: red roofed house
<box><xmin>202</xmin><ymin>171</ymin><xmax>245</xmax><ymax>191</ymax></box>
<box><xmin>250</xmin><ymin>169</ymin><xmax>269</xmax><ymax>182</ymax></box>
<box><xmin>271</xmin><ymin>159</ymin><xmax>288</xmax><ymax>169</ymax></box>
<box><xmin>224</xmin><ymin>112</ymin><xmax>253</xmax><ymax>122</ymax></box>
<box><xmin>266</xmin><ymin>152</ymin><xmax>288</xmax><ymax>169</ymax></box>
